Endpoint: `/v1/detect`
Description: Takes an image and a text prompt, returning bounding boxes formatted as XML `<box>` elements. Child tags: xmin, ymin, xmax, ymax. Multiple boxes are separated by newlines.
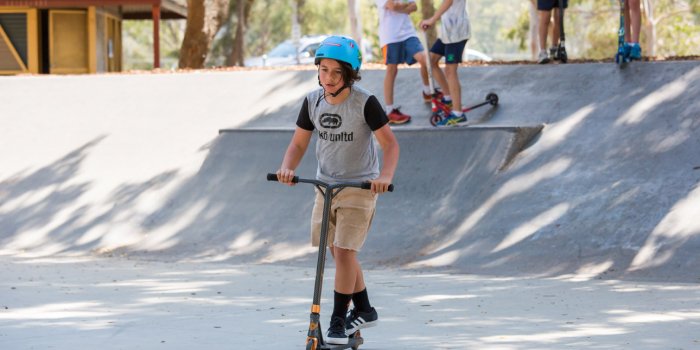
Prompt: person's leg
<box><xmin>384</xmin><ymin>64</ymin><xmax>397</xmax><ymax>107</ymax></box>
<box><xmin>445</xmin><ymin>64</ymin><xmax>461</xmax><ymax>113</ymax></box>
<box><xmin>624</xmin><ymin>0</ymin><xmax>632</xmax><ymax>43</ymax></box>
<box><xmin>624</xmin><ymin>0</ymin><xmax>642</xmax><ymax>59</ymax></box>
<box><xmin>334</xmin><ymin>247</ymin><xmax>359</xmax><ymax>295</ymax></box>
<box><xmin>628</xmin><ymin>0</ymin><xmax>641</xmax><ymax>43</ymax></box>
<box><xmin>538</xmin><ymin>10</ymin><xmax>550</xmax><ymax>52</ymax></box>
<box><xmin>413</xmin><ymin>51</ymin><xmax>430</xmax><ymax>87</ymax></box>
<box><xmin>429</xmin><ymin>39</ymin><xmax>449</xmax><ymax>99</ymax></box>
<box><xmin>537</xmin><ymin>9</ymin><xmax>552</xmax><ymax>63</ymax></box>
<box><xmin>551</xmin><ymin>8</ymin><xmax>561</xmax><ymax>46</ymax></box>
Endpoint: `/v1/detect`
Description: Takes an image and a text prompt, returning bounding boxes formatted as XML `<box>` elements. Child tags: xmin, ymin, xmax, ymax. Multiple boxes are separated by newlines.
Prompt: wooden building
<box><xmin>0</xmin><ymin>0</ymin><xmax>186</xmax><ymax>74</ymax></box>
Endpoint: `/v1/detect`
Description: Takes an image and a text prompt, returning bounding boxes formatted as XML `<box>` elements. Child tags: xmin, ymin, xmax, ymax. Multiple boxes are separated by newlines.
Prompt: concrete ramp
<box><xmin>1</xmin><ymin>61</ymin><xmax>699</xmax><ymax>282</ymax></box>
<box><xmin>153</xmin><ymin>127</ymin><xmax>541</xmax><ymax>264</ymax></box>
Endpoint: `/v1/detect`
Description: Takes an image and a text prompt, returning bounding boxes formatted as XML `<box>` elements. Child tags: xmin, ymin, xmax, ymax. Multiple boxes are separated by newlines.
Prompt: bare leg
<box><xmin>445</xmin><ymin>63</ymin><xmax>461</xmax><ymax>112</ymax></box>
<box><xmin>538</xmin><ymin>10</ymin><xmax>551</xmax><ymax>51</ymax></box>
<box><xmin>627</xmin><ymin>0</ymin><xmax>641</xmax><ymax>42</ymax></box>
<box><xmin>429</xmin><ymin>53</ymin><xmax>450</xmax><ymax>97</ymax></box>
<box><xmin>333</xmin><ymin>246</ymin><xmax>361</xmax><ymax>294</ymax></box>
<box><xmin>384</xmin><ymin>64</ymin><xmax>398</xmax><ymax>107</ymax></box>
<box><xmin>413</xmin><ymin>51</ymin><xmax>429</xmax><ymax>86</ymax></box>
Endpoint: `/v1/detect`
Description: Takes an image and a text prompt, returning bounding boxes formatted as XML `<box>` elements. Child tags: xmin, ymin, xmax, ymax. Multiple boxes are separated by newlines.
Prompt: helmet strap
<box><xmin>316</xmin><ymin>69</ymin><xmax>350</xmax><ymax>106</ymax></box>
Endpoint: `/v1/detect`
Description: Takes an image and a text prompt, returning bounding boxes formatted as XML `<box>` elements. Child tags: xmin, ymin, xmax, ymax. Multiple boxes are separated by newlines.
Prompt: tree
<box><xmin>179</xmin><ymin>0</ymin><xmax>231</xmax><ymax>69</ymax></box>
<box><xmin>226</xmin><ymin>0</ymin><xmax>255</xmax><ymax>66</ymax></box>
<box><xmin>420</xmin><ymin>0</ymin><xmax>437</xmax><ymax>45</ymax></box>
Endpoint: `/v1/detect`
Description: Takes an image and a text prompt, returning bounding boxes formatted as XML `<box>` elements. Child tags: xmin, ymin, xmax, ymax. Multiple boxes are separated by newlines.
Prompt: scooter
<box><xmin>420</xmin><ymin>31</ymin><xmax>499</xmax><ymax>126</ymax></box>
<box><xmin>266</xmin><ymin>173</ymin><xmax>393</xmax><ymax>350</ymax></box>
<box><xmin>555</xmin><ymin>0</ymin><xmax>568</xmax><ymax>63</ymax></box>
<box><xmin>614</xmin><ymin>0</ymin><xmax>630</xmax><ymax>67</ymax></box>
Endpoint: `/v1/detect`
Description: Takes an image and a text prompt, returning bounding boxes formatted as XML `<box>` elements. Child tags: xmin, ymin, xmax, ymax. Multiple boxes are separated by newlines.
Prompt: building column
<box><xmin>152</xmin><ymin>3</ymin><xmax>160</xmax><ymax>69</ymax></box>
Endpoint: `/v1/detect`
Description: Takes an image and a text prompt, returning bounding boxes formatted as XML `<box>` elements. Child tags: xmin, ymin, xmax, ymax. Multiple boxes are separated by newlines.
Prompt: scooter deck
<box><xmin>319</xmin><ymin>339</ymin><xmax>363</xmax><ymax>349</ymax></box>
<box><xmin>317</xmin><ymin>333</ymin><xmax>363</xmax><ymax>350</ymax></box>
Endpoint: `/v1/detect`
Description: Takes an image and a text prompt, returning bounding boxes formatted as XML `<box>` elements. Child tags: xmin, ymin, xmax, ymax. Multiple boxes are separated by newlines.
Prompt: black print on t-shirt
<box><xmin>318</xmin><ymin>130</ymin><xmax>354</xmax><ymax>142</ymax></box>
<box><xmin>319</xmin><ymin>113</ymin><xmax>342</xmax><ymax>129</ymax></box>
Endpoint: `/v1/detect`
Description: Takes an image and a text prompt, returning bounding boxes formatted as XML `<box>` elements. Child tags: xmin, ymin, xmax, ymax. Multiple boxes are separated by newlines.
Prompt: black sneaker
<box><xmin>326</xmin><ymin>316</ymin><xmax>348</xmax><ymax>345</ymax></box>
<box><xmin>345</xmin><ymin>307</ymin><xmax>379</xmax><ymax>335</ymax></box>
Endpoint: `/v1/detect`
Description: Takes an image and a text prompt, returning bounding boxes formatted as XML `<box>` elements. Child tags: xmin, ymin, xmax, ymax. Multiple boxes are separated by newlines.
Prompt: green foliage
<box><xmin>504</xmin><ymin>5</ymin><xmax>531</xmax><ymax>51</ymax></box>
<box><xmin>122</xmin><ymin>0</ymin><xmax>700</xmax><ymax>67</ymax></box>
<box><xmin>502</xmin><ymin>0</ymin><xmax>700</xmax><ymax>59</ymax></box>
<box><xmin>123</xmin><ymin>20</ymin><xmax>184</xmax><ymax>70</ymax></box>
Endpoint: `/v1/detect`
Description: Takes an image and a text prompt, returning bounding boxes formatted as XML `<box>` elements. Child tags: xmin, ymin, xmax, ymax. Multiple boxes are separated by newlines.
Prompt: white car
<box><xmin>463</xmin><ymin>49</ymin><xmax>492</xmax><ymax>62</ymax></box>
<box><xmin>245</xmin><ymin>35</ymin><xmax>328</xmax><ymax>67</ymax></box>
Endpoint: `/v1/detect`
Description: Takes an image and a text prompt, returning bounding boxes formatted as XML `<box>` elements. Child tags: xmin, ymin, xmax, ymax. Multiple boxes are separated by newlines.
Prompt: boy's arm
<box><xmin>420</xmin><ymin>0</ymin><xmax>454</xmax><ymax>29</ymax></box>
<box><xmin>385</xmin><ymin>0</ymin><xmax>417</xmax><ymax>14</ymax></box>
<box><xmin>371</xmin><ymin>124</ymin><xmax>399</xmax><ymax>194</ymax></box>
<box><xmin>277</xmin><ymin>126</ymin><xmax>313</xmax><ymax>185</ymax></box>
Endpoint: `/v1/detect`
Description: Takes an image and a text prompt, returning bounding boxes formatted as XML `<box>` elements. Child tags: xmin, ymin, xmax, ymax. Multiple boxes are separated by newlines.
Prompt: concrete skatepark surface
<box><xmin>1</xmin><ymin>61</ymin><xmax>699</xmax><ymax>349</ymax></box>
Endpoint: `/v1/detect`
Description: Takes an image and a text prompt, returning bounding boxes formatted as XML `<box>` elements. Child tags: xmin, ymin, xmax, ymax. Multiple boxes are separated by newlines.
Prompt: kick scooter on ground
<box><xmin>429</xmin><ymin>92</ymin><xmax>499</xmax><ymax>127</ymax></box>
<box><xmin>420</xmin><ymin>30</ymin><xmax>499</xmax><ymax>126</ymax></box>
<box><xmin>554</xmin><ymin>0</ymin><xmax>568</xmax><ymax>63</ymax></box>
<box><xmin>267</xmin><ymin>173</ymin><xmax>394</xmax><ymax>350</ymax></box>
<box><xmin>614</xmin><ymin>0</ymin><xmax>630</xmax><ymax>67</ymax></box>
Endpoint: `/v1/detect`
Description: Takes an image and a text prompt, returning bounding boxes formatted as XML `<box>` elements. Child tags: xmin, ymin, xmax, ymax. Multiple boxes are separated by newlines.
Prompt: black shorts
<box><xmin>538</xmin><ymin>0</ymin><xmax>568</xmax><ymax>11</ymax></box>
<box><xmin>430</xmin><ymin>39</ymin><xmax>468</xmax><ymax>64</ymax></box>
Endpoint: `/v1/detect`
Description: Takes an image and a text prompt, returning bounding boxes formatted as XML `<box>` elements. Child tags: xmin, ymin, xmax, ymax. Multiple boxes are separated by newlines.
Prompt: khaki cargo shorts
<box><xmin>311</xmin><ymin>187</ymin><xmax>377</xmax><ymax>251</ymax></box>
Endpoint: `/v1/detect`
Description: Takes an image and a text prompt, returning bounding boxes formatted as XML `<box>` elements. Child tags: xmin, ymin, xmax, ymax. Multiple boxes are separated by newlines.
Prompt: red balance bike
<box><xmin>267</xmin><ymin>173</ymin><xmax>394</xmax><ymax>350</ymax></box>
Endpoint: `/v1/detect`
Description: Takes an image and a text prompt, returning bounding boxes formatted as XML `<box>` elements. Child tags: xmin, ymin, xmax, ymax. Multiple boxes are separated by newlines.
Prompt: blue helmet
<box><xmin>314</xmin><ymin>36</ymin><xmax>362</xmax><ymax>72</ymax></box>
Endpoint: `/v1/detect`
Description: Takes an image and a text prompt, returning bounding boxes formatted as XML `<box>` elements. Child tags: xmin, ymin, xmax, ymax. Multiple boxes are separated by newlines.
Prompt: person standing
<box><xmin>276</xmin><ymin>36</ymin><xmax>399</xmax><ymax>345</ymax></box>
<box><xmin>536</xmin><ymin>0</ymin><xmax>567</xmax><ymax>64</ymax></box>
<box><xmin>375</xmin><ymin>0</ymin><xmax>432</xmax><ymax>124</ymax></box>
<box><xmin>419</xmin><ymin>0</ymin><xmax>471</xmax><ymax>126</ymax></box>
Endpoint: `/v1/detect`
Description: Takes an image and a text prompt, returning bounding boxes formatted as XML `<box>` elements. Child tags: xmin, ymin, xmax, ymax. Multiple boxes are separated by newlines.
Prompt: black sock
<box><xmin>352</xmin><ymin>288</ymin><xmax>372</xmax><ymax>313</ymax></box>
<box><xmin>332</xmin><ymin>291</ymin><xmax>353</xmax><ymax>321</ymax></box>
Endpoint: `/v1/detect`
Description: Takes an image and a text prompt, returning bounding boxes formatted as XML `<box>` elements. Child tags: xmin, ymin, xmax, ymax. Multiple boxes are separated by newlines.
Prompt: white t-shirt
<box><xmin>439</xmin><ymin>0</ymin><xmax>471</xmax><ymax>44</ymax></box>
<box><xmin>376</xmin><ymin>0</ymin><xmax>418</xmax><ymax>47</ymax></box>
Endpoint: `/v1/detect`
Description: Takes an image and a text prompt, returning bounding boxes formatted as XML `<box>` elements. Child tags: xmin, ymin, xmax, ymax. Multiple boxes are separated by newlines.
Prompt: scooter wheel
<box><xmin>430</xmin><ymin>112</ymin><xmax>443</xmax><ymax>126</ymax></box>
<box><xmin>306</xmin><ymin>337</ymin><xmax>318</xmax><ymax>350</ymax></box>
<box><xmin>486</xmin><ymin>92</ymin><xmax>499</xmax><ymax>106</ymax></box>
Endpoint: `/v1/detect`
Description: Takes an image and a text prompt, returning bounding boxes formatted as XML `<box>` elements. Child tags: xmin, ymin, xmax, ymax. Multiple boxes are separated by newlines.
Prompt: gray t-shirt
<box><xmin>296</xmin><ymin>86</ymin><xmax>389</xmax><ymax>184</ymax></box>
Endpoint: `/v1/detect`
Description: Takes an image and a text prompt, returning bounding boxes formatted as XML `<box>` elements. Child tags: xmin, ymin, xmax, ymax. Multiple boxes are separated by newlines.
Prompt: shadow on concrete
<box><xmin>1</xmin><ymin>62</ymin><xmax>699</xmax><ymax>283</ymax></box>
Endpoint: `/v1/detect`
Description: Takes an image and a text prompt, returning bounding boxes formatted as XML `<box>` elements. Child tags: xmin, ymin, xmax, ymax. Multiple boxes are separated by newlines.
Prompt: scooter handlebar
<box><xmin>267</xmin><ymin>173</ymin><xmax>298</xmax><ymax>183</ymax></box>
<box><xmin>267</xmin><ymin>173</ymin><xmax>393</xmax><ymax>192</ymax></box>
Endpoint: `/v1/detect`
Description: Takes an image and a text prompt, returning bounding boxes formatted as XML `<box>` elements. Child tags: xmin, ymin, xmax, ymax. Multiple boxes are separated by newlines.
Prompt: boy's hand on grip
<box><xmin>276</xmin><ymin>169</ymin><xmax>296</xmax><ymax>186</ymax></box>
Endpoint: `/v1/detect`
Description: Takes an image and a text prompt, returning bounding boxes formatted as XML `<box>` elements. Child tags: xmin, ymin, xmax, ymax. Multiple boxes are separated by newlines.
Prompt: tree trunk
<box><xmin>179</xmin><ymin>0</ymin><xmax>230</xmax><ymax>69</ymax></box>
<box><xmin>420</xmin><ymin>0</ymin><xmax>437</xmax><ymax>45</ymax></box>
<box><xmin>348</xmin><ymin>0</ymin><xmax>363</xmax><ymax>48</ymax></box>
<box><xmin>231</xmin><ymin>0</ymin><xmax>246</xmax><ymax>66</ymax></box>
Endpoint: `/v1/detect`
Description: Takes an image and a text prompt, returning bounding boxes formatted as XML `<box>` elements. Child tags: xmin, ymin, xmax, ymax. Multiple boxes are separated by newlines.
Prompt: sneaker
<box><xmin>630</xmin><ymin>43</ymin><xmax>642</xmax><ymax>60</ymax></box>
<box><xmin>549</xmin><ymin>46</ymin><xmax>558</xmax><ymax>61</ymax></box>
<box><xmin>345</xmin><ymin>307</ymin><xmax>379</xmax><ymax>336</ymax></box>
<box><xmin>538</xmin><ymin>50</ymin><xmax>550</xmax><ymax>64</ymax></box>
<box><xmin>326</xmin><ymin>316</ymin><xmax>348</xmax><ymax>345</ymax></box>
<box><xmin>623</xmin><ymin>42</ymin><xmax>632</xmax><ymax>59</ymax></box>
<box><xmin>436</xmin><ymin>112</ymin><xmax>467</xmax><ymax>127</ymax></box>
<box><xmin>387</xmin><ymin>107</ymin><xmax>411</xmax><ymax>125</ymax></box>
<box><xmin>422</xmin><ymin>88</ymin><xmax>444</xmax><ymax>103</ymax></box>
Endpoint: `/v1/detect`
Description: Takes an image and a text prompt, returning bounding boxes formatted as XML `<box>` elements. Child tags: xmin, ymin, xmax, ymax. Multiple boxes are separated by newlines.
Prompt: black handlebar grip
<box><xmin>361</xmin><ymin>182</ymin><xmax>395</xmax><ymax>192</ymax></box>
<box><xmin>267</xmin><ymin>173</ymin><xmax>298</xmax><ymax>183</ymax></box>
